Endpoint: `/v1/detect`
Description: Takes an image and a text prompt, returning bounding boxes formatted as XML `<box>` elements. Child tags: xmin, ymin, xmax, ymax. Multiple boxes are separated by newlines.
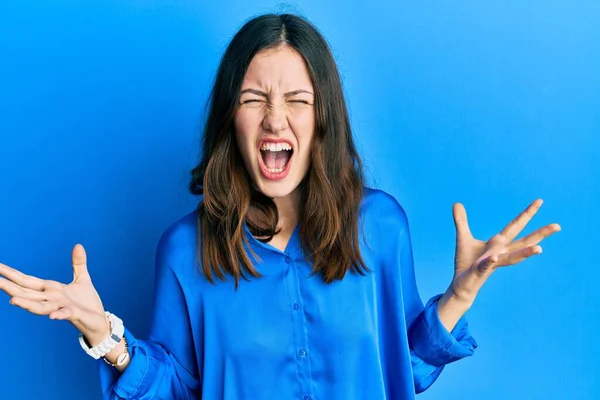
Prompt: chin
<box><xmin>255</xmin><ymin>178</ymin><xmax>299</xmax><ymax>199</ymax></box>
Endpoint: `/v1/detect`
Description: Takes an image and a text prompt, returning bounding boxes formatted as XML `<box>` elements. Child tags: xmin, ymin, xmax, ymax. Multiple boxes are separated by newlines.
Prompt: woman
<box><xmin>0</xmin><ymin>13</ymin><xmax>560</xmax><ymax>400</ymax></box>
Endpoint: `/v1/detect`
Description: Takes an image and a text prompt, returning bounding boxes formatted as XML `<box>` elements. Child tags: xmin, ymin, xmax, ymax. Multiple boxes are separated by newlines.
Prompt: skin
<box><xmin>234</xmin><ymin>45</ymin><xmax>316</xmax><ymax>248</ymax></box>
<box><xmin>437</xmin><ymin>200</ymin><xmax>561</xmax><ymax>330</ymax></box>
<box><xmin>0</xmin><ymin>46</ymin><xmax>562</xmax><ymax>379</ymax></box>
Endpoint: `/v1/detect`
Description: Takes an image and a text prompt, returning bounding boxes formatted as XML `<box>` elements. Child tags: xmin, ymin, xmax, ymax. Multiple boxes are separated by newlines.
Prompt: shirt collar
<box><xmin>243</xmin><ymin>220</ymin><xmax>303</xmax><ymax>261</ymax></box>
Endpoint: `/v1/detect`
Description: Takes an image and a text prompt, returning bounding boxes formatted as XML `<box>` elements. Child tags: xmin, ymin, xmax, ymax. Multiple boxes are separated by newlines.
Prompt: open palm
<box><xmin>449</xmin><ymin>199</ymin><xmax>561</xmax><ymax>303</ymax></box>
<box><xmin>0</xmin><ymin>244</ymin><xmax>109</xmax><ymax>344</ymax></box>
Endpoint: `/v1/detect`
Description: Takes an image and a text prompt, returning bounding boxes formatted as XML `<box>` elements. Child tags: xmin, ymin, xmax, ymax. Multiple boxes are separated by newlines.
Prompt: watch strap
<box><xmin>78</xmin><ymin>312</ymin><xmax>124</xmax><ymax>360</ymax></box>
<box><xmin>103</xmin><ymin>336</ymin><xmax>129</xmax><ymax>367</ymax></box>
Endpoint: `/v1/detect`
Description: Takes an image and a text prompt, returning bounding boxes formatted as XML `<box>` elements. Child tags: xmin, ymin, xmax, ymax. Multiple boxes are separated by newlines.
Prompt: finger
<box><xmin>0</xmin><ymin>263</ymin><xmax>46</xmax><ymax>291</ymax></box>
<box><xmin>497</xmin><ymin>245</ymin><xmax>542</xmax><ymax>267</ymax></box>
<box><xmin>0</xmin><ymin>278</ymin><xmax>47</xmax><ymax>301</ymax></box>
<box><xmin>475</xmin><ymin>253</ymin><xmax>499</xmax><ymax>275</ymax></box>
<box><xmin>499</xmin><ymin>199</ymin><xmax>543</xmax><ymax>242</ymax></box>
<box><xmin>72</xmin><ymin>244</ymin><xmax>89</xmax><ymax>282</ymax></box>
<box><xmin>49</xmin><ymin>306</ymin><xmax>74</xmax><ymax>321</ymax></box>
<box><xmin>10</xmin><ymin>297</ymin><xmax>60</xmax><ymax>316</ymax></box>
<box><xmin>453</xmin><ymin>203</ymin><xmax>473</xmax><ymax>240</ymax></box>
<box><xmin>507</xmin><ymin>223</ymin><xmax>561</xmax><ymax>252</ymax></box>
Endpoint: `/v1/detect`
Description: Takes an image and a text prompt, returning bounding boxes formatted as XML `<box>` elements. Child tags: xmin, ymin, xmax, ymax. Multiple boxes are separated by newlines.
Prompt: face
<box><xmin>234</xmin><ymin>45</ymin><xmax>316</xmax><ymax>202</ymax></box>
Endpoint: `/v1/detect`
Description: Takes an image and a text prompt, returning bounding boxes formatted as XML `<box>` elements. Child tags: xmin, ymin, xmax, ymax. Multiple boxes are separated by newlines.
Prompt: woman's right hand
<box><xmin>0</xmin><ymin>244</ymin><xmax>111</xmax><ymax>346</ymax></box>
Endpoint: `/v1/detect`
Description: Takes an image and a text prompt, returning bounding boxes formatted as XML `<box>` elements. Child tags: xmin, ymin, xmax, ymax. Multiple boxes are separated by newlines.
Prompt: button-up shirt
<box><xmin>99</xmin><ymin>188</ymin><xmax>477</xmax><ymax>399</ymax></box>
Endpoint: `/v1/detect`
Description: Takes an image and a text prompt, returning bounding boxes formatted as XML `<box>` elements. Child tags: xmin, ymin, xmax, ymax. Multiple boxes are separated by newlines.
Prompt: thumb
<box><xmin>453</xmin><ymin>203</ymin><xmax>473</xmax><ymax>240</ymax></box>
<box><xmin>72</xmin><ymin>243</ymin><xmax>89</xmax><ymax>281</ymax></box>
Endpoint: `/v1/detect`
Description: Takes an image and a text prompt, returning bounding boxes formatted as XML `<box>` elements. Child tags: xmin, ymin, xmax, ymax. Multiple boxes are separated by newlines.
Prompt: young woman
<box><xmin>0</xmin><ymin>13</ymin><xmax>560</xmax><ymax>400</ymax></box>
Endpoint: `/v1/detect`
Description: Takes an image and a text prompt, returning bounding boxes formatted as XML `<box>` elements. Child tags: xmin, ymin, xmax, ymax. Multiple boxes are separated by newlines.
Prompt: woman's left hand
<box><xmin>448</xmin><ymin>199</ymin><xmax>561</xmax><ymax>306</ymax></box>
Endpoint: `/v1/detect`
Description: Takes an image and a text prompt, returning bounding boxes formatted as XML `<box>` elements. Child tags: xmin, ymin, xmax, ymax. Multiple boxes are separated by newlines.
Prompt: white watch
<box><xmin>79</xmin><ymin>312</ymin><xmax>124</xmax><ymax>360</ymax></box>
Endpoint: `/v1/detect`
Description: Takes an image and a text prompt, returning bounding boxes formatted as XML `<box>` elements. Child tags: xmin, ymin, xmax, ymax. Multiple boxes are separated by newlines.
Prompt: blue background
<box><xmin>1</xmin><ymin>1</ymin><xmax>598</xmax><ymax>399</ymax></box>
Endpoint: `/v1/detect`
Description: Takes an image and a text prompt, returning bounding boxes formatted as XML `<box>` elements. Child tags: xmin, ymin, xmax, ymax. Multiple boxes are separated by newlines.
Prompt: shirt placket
<box><xmin>284</xmin><ymin>252</ymin><xmax>315</xmax><ymax>400</ymax></box>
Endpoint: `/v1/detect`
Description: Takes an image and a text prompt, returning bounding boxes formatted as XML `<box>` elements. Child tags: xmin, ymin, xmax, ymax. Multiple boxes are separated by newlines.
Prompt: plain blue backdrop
<box><xmin>0</xmin><ymin>1</ymin><xmax>598</xmax><ymax>399</ymax></box>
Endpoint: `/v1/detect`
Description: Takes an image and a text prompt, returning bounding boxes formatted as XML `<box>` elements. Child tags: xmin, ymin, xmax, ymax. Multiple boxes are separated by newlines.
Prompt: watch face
<box><xmin>116</xmin><ymin>353</ymin><xmax>129</xmax><ymax>366</ymax></box>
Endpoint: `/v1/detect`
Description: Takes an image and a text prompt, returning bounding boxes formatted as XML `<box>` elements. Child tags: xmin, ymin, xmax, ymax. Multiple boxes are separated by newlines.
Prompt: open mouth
<box><xmin>257</xmin><ymin>139</ymin><xmax>294</xmax><ymax>181</ymax></box>
<box><xmin>259</xmin><ymin>141</ymin><xmax>294</xmax><ymax>174</ymax></box>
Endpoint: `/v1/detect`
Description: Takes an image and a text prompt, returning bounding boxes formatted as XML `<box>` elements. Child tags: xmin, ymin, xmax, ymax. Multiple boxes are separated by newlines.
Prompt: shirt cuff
<box><xmin>98</xmin><ymin>328</ymin><xmax>158</xmax><ymax>399</ymax></box>
<box><xmin>408</xmin><ymin>294</ymin><xmax>478</xmax><ymax>367</ymax></box>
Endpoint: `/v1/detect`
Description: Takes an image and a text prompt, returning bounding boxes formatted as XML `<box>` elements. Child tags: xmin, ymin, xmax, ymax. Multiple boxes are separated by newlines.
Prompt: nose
<box><xmin>262</xmin><ymin>102</ymin><xmax>289</xmax><ymax>134</ymax></box>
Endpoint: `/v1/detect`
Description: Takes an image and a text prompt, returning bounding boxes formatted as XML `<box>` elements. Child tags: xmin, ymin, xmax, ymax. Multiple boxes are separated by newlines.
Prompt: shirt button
<box><xmin>303</xmin><ymin>395</ymin><xmax>312</xmax><ymax>400</ymax></box>
<box><xmin>285</xmin><ymin>256</ymin><xmax>292</xmax><ymax>264</ymax></box>
<box><xmin>293</xmin><ymin>302</ymin><xmax>300</xmax><ymax>310</ymax></box>
<box><xmin>298</xmin><ymin>348</ymin><xmax>307</xmax><ymax>358</ymax></box>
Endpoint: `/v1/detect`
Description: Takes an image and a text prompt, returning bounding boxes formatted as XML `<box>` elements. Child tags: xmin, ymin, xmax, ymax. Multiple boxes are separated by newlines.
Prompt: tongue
<box><xmin>264</xmin><ymin>151</ymin><xmax>290</xmax><ymax>169</ymax></box>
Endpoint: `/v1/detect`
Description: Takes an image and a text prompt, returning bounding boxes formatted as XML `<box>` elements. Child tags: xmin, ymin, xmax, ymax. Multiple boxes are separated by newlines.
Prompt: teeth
<box><xmin>260</xmin><ymin>142</ymin><xmax>292</xmax><ymax>151</ymax></box>
<box><xmin>267</xmin><ymin>166</ymin><xmax>285</xmax><ymax>173</ymax></box>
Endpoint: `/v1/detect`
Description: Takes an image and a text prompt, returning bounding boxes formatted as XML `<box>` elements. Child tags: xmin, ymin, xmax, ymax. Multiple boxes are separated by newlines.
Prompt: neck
<box><xmin>272</xmin><ymin>187</ymin><xmax>301</xmax><ymax>229</ymax></box>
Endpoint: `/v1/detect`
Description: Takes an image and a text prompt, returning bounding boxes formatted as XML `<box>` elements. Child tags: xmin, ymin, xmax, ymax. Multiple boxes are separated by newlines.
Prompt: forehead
<box><xmin>242</xmin><ymin>46</ymin><xmax>314</xmax><ymax>91</ymax></box>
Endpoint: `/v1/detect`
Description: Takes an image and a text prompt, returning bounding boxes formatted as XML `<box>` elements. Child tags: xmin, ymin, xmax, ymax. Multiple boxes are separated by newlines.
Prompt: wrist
<box><xmin>79</xmin><ymin>312</ymin><xmax>125</xmax><ymax>360</ymax></box>
<box><xmin>445</xmin><ymin>282</ymin><xmax>477</xmax><ymax>309</ymax></box>
<box><xmin>83</xmin><ymin>315</ymin><xmax>112</xmax><ymax>347</ymax></box>
<box><xmin>103</xmin><ymin>336</ymin><xmax>130</xmax><ymax>370</ymax></box>
<box><xmin>436</xmin><ymin>290</ymin><xmax>472</xmax><ymax>332</ymax></box>
<box><xmin>439</xmin><ymin>289</ymin><xmax>473</xmax><ymax>315</ymax></box>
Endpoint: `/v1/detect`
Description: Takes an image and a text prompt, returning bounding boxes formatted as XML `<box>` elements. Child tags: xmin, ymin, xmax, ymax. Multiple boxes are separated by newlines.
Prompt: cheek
<box><xmin>291</xmin><ymin>111</ymin><xmax>316</xmax><ymax>155</ymax></box>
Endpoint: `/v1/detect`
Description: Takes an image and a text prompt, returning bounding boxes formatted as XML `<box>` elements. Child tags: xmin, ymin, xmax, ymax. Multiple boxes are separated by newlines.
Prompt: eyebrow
<box><xmin>240</xmin><ymin>89</ymin><xmax>314</xmax><ymax>97</ymax></box>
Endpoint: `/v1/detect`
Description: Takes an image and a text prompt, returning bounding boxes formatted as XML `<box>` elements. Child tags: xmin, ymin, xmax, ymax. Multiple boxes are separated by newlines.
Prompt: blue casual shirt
<box><xmin>98</xmin><ymin>188</ymin><xmax>477</xmax><ymax>399</ymax></box>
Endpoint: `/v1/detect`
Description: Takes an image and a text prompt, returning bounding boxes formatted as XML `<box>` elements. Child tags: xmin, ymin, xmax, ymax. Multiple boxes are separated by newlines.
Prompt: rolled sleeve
<box><xmin>98</xmin><ymin>328</ymin><xmax>156</xmax><ymax>399</ymax></box>
<box><xmin>408</xmin><ymin>294</ymin><xmax>478</xmax><ymax>367</ymax></box>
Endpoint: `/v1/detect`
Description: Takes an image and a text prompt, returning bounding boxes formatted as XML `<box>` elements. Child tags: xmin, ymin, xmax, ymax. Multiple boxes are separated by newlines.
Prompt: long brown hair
<box><xmin>189</xmin><ymin>13</ymin><xmax>368</xmax><ymax>287</ymax></box>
